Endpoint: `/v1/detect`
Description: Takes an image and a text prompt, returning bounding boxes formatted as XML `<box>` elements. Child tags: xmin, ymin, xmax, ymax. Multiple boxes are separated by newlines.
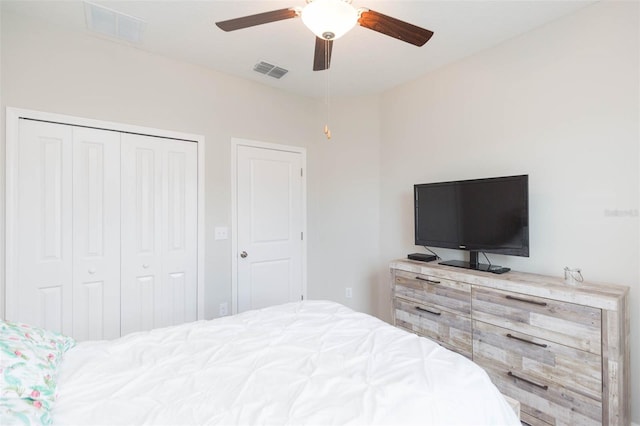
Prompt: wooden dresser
<box><xmin>390</xmin><ymin>260</ymin><xmax>630</xmax><ymax>426</ymax></box>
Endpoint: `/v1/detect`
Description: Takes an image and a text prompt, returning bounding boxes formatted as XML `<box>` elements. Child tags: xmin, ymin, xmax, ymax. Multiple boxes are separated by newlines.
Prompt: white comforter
<box><xmin>53</xmin><ymin>301</ymin><xmax>519</xmax><ymax>425</ymax></box>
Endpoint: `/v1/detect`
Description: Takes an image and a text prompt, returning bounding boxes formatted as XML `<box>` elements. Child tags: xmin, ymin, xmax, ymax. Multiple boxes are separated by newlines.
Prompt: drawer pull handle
<box><xmin>507</xmin><ymin>371</ymin><xmax>549</xmax><ymax>390</ymax></box>
<box><xmin>506</xmin><ymin>333</ymin><xmax>548</xmax><ymax>348</ymax></box>
<box><xmin>415</xmin><ymin>276</ymin><xmax>441</xmax><ymax>284</ymax></box>
<box><xmin>505</xmin><ymin>295</ymin><xmax>547</xmax><ymax>306</ymax></box>
<box><xmin>415</xmin><ymin>306</ymin><xmax>441</xmax><ymax>316</ymax></box>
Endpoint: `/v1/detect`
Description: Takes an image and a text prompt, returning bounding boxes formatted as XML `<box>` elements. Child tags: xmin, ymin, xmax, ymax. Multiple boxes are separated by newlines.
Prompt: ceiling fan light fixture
<box><xmin>301</xmin><ymin>0</ymin><xmax>358</xmax><ymax>40</ymax></box>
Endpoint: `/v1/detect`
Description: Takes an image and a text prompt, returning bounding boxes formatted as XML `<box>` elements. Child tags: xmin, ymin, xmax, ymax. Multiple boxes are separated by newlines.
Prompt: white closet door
<box><xmin>72</xmin><ymin>127</ymin><xmax>121</xmax><ymax>340</ymax></box>
<box><xmin>13</xmin><ymin>120</ymin><xmax>73</xmax><ymax>333</ymax></box>
<box><xmin>120</xmin><ymin>134</ymin><xmax>197</xmax><ymax>335</ymax></box>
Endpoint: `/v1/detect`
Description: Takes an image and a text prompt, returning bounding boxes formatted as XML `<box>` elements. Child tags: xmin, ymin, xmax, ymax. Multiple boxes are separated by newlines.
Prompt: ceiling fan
<box><xmin>215</xmin><ymin>0</ymin><xmax>434</xmax><ymax>71</ymax></box>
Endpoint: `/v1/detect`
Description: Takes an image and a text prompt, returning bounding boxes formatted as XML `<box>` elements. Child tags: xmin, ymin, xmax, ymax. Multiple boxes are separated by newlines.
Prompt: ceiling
<box><xmin>2</xmin><ymin>0</ymin><xmax>596</xmax><ymax>98</ymax></box>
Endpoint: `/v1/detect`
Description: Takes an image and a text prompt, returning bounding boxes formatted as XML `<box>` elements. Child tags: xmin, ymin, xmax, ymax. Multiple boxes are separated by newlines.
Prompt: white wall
<box><xmin>0</xmin><ymin>10</ymin><xmax>381</xmax><ymax>319</ymax></box>
<box><xmin>379</xmin><ymin>1</ymin><xmax>639</xmax><ymax>422</ymax></box>
<box><xmin>306</xmin><ymin>96</ymin><xmax>381</xmax><ymax>312</ymax></box>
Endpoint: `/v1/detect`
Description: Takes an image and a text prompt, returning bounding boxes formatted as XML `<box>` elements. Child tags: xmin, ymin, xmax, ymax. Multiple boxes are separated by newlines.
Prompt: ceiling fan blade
<box><xmin>358</xmin><ymin>9</ymin><xmax>433</xmax><ymax>46</ymax></box>
<box><xmin>313</xmin><ymin>37</ymin><xmax>333</xmax><ymax>71</ymax></box>
<box><xmin>216</xmin><ymin>8</ymin><xmax>298</xmax><ymax>32</ymax></box>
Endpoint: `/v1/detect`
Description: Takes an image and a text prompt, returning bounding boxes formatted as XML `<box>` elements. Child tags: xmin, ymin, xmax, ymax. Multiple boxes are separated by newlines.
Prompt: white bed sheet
<box><xmin>53</xmin><ymin>301</ymin><xmax>519</xmax><ymax>425</ymax></box>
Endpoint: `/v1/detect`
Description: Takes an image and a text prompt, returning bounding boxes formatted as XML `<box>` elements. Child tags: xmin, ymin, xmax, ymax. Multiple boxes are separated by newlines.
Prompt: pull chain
<box><xmin>324</xmin><ymin>39</ymin><xmax>331</xmax><ymax>140</ymax></box>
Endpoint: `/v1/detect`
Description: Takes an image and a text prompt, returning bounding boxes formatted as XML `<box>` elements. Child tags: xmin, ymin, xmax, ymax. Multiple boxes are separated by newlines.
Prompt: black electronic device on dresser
<box><xmin>414</xmin><ymin>175</ymin><xmax>528</xmax><ymax>273</ymax></box>
<box><xmin>407</xmin><ymin>253</ymin><xmax>437</xmax><ymax>262</ymax></box>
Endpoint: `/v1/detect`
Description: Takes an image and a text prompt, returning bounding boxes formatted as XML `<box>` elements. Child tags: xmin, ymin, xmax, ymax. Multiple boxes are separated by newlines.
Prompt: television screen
<box><xmin>414</xmin><ymin>175</ymin><xmax>529</xmax><ymax>257</ymax></box>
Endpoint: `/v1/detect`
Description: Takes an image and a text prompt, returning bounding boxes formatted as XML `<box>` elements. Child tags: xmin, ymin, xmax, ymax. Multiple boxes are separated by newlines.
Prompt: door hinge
<box><xmin>301</xmin><ymin>168</ymin><xmax>303</xmax><ymax>177</ymax></box>
<box><xmin>301</xmin><ymin>232</ymin><xmax>303</xmax><ymax>240</ymax></box>
<box><xmin>301</xmin><ymin>294</ymin><xmax>304</xmax><ymax>301</ymax></box>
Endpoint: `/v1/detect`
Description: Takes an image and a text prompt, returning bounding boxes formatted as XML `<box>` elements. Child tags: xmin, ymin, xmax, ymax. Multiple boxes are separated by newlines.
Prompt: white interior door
<box><xmin>236</xmin><ymin>144</ymin><xmax>304</xmax><ymax>313</ymax></box>
<box><xmin>72</xmin><ymin>127</ymin><xmax>121</xmax><ymax>340</ymax></box>
<box><xmin>13</xmin><ymin>120</ymin><xmax>73</xmax><ymax>333</ymax></box>
<box><xmin>120</xmin><ymin>134</ymin><xmax>198</xmax><ymax>335</ymax></box>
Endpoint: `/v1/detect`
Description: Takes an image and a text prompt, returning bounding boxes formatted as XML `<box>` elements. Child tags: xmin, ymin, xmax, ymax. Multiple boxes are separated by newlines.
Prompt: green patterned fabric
<box><xmin>0</xmin><ymin>319</ymin><xmax>75</xmax><ymax>425</ymax></box>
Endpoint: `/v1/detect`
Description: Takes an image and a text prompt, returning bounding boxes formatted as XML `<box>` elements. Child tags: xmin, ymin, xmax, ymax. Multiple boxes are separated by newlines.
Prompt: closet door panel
<box><xmin>121</xmin><ymin>137</ymin><xmax>163</xmax><ymax>335</ymax></box>
<box><xmin>120</xmin><ymin>134</ymin><xmax>196</xmax><ymax>334</ymax></box>
<box><xmin>72</xmin><ymin>127</ymin><xmax>121</xmax><ymax>340</ymax></box>
<box><xmin>163</xmin><ymin>143</ymin><xmax>198</xmax><ymax>326</ymax></box>
<box><xmin>14</xmin><ymin>120</ymin><xmax>73</xmax><ymax>333</ymax></box>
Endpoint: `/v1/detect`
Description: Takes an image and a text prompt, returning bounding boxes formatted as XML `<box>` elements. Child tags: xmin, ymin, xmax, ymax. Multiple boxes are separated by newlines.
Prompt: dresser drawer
<box><xmin>394</xmin><ymin>297</ymin><xmax>472</xmax><ymax>358</ymax></box>
<box><xmin>394</xmin><ymin>270</ymin><xmax>471</xmax><ymax>316</ymax></box>
<box><xmin>520</xmin><ymin>412</ymin><xmax>553</xmax><ymax>426</ymax></box>
<box><xmin>474</xmin><ymin>321</ymin><xmax>602</xmax><ymax>426</ymax></box>
<box><xmin>478</xmin><ymin>362</ymin><xmax>602</xmax><ymax>426</ymax></box>
<box><xmin>473</xmin><ymin>320</ymin><xmax>602</xmax><ymax>400</ymax></box>
<box><xmin>472</xmin><ymin>287</ymin><xmax>601</xmax><ymax>354</ymax></box>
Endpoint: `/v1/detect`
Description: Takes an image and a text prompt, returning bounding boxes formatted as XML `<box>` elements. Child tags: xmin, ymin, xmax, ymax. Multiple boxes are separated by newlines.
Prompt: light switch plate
<box><xmin>214</xmin><ymin>226</ymin><xmax>229</xmax><ymax>240</ymax></box>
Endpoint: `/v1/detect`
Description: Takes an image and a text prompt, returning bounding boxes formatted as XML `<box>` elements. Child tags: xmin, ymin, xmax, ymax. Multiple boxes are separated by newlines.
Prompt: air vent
<box><xmin>84</xmin><ymin>1</ymin><xmax>146</xmax><ymax>44</ymax></box>
<box><xmin>254</xmin><ymin>61</ymin><xmax>275</xmax><ymax>74</ymax></box>
<box><xmin>268</xmin><ymin>67</ymin><xmax>288</xmax><ymax>79</ymax></box>
<box><xmin>253</xmin><ymin>61</ymin><xmax>289</xmax><ymax>79</ymax></box>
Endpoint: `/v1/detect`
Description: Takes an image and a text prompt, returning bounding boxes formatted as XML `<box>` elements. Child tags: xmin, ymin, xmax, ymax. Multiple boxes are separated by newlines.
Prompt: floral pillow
<box><xmin>0</xmin><ymin>319</ymin><xmax>75</xmax><ymax>425</ymax></box>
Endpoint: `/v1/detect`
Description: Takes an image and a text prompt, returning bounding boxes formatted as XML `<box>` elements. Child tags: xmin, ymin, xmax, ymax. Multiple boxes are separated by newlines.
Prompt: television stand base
<box><xmin>439</xmin><ymin>260</ymin><xmax>510</xmax><ymax>274</ymax></box>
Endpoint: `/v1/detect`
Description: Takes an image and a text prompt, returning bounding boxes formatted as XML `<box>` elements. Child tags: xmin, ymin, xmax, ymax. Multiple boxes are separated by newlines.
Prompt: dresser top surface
<box><xmin>390</xmin><ymin>259</ymin><xmax>628</xmax><ymax>311</ymax></box>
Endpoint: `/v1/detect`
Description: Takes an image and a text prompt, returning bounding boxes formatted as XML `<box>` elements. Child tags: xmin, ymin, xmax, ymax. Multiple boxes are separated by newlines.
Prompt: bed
<box><xmin>2</xmin><ymin>300</ymin><xmax>519</xmax><ymax>425</ymax></box>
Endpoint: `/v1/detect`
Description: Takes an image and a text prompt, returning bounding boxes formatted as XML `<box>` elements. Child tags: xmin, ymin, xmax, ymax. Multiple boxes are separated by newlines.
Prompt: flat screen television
<box><xmin>414</xmin><ymin>174</ymin><xmax>529</xmax><ymax>272</ymax></box>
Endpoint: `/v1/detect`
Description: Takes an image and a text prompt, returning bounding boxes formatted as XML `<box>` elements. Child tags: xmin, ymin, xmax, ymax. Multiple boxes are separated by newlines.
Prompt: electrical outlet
<box><xmin>345</xmin><ymin>287</ymin><xmax>353</xmax><ymax>299</ymax></box>
<box><xmin>219</xmin><ymin>302</ymin><xmax>228</xmax><ymax>316</ymax></box>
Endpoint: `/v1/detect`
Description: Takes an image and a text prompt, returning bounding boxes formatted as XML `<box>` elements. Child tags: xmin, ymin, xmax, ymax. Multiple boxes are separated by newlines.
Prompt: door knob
<box><xmin>88</xmin><ymin>268</ymin><xmax>96</xmax><ymax>275</ymax></box>
<box><xmin>240</xmin><ymin>251</ymin><xmax>248</xmax><ymax>258</ymax></box>
<box><xmin>142</xmin><ymin>264</ymin><xmax>150</xmax><ymax>269</ymax></box>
